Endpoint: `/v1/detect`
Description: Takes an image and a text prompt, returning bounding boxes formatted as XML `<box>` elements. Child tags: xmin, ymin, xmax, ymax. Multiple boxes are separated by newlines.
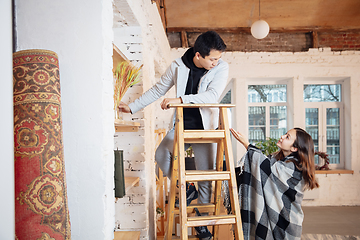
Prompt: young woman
<box><xmin>228</xmin><ymin>128</ymin><xmax>319</xmax><ymax>240</ymax></box>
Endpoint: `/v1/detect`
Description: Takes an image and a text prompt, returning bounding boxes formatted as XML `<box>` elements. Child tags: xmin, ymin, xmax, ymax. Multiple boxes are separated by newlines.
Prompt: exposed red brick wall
<box><xmin>191</xmin><ymin>32</ymin><xmax>312</xmax><ymax>52</ymax></box>
<box><xmin>167</xmin><ymin>30</ymin><xmax>360</xmax><ymax>52</ymax></box>
<box><xmin>318</xmin><ymin>31</ymin><xmax>360</xmax><ymax>51</ymax></box>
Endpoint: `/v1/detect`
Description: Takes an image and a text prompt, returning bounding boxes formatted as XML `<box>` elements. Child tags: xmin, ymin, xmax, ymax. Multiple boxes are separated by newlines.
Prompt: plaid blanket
<box><xmin>224</xmin><ymin>145</ymin><xmax>305</xmax><ymax>240</ymax></box>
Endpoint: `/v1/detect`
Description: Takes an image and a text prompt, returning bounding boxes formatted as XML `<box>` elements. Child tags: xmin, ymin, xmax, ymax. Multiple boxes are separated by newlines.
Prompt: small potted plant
<box><xmin>255</xmin><ymin>137</ymin><xmax>279</xmax><ymax>156</ymax></box>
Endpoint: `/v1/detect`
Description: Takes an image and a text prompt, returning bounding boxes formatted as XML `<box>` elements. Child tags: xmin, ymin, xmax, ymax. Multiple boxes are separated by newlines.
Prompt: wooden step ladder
<box><xmin>164</xmin><ymin>104</ymin><xmax>244</xmax><ymax>240</ymax></box>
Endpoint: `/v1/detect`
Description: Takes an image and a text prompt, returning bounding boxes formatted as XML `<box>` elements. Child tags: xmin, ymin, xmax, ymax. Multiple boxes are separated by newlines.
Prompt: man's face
<box><xmin>195</xmin><ymin>50</ymin><xmax>223</xmax><ymax>70</ymax></box>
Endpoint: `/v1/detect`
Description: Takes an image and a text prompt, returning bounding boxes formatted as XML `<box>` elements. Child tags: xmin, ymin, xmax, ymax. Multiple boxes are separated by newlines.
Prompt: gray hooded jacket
<box><xmin>128</xmin><ymin>57</ymin><xmax>229</xmax><ymax>130</ymax></box>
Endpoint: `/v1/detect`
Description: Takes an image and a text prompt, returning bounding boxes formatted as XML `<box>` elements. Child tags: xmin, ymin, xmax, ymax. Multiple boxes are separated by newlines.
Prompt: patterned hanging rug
<box><xmin>13</xmin><ymin>49</ymin><xmax>71</xmax><ymax>240</ymax></box>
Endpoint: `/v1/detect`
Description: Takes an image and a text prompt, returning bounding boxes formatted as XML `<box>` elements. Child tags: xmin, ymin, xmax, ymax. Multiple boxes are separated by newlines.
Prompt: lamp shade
<box><xmin>251</xmin><ymin>20</ymin><xmax>270</xmax><ymax>39</ymax></box>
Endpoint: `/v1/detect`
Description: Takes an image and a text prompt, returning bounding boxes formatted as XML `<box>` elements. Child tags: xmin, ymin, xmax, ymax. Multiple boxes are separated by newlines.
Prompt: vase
<box><xmin>114</xmin><ymin>150</ymin><xmax>126</xmax><ymax>198</ymax></box>
<box><xmin>115</xmin><ymin>108</ymin><xmax>123</xmax><ymax>121</ymax></box>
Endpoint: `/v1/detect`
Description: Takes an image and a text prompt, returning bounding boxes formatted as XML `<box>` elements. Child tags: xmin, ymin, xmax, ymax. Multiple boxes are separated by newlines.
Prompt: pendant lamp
<box><xmin>251</xmin><ymin>0</ymin><xmax>270</xmax><ymax>39</ymax></box>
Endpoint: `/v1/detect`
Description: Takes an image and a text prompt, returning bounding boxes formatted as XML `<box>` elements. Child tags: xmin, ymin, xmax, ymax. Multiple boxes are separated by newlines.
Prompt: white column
<box><xmin>0</xmin><ymin>0</ymin><xmax>15</xmax><ymax>239</ymax></box>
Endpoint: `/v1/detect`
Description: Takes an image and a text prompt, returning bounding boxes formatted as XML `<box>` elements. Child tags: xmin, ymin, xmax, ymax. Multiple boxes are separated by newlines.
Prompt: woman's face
<box><xmin>277</xmin><ymin>129</ymin><xmax>298</xmax><ymax>155</ymax></box>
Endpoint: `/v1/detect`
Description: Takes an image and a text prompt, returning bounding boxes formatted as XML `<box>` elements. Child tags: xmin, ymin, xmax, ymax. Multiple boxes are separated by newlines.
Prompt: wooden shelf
<box><xmin>114</xmin><ymin>231</ymin><xmax>140</xmax><ymax>240</ymax></box>
<box><xmin>124</xmin><ymin>177</ymin><xmax>140</xmax><ymax>192</ymax></box>
<box><xmin>315</xmin><ymin>169</ymin><xmax>354</xmax><ymax>174</ymax></box>
<box><xmin>115</xmin><ymin>120</ymin><xmax>140</xmax><ymax>132</ymax></box>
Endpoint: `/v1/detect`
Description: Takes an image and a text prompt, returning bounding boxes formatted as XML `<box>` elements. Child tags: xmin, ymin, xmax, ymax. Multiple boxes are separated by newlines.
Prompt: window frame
<box><xmin>304</xmin><ymin>103</ymin><xmax>344</xmax><ymax>169</ymax></box>
<box><xmin>246</xmin><ymin>78</ymin><xmax>291</xmax><ymax>143</ymax></box>
<box><xmin>303</xmin><ymin>79</ymin><xmax>346</xmax><ymax>169</ymax></box>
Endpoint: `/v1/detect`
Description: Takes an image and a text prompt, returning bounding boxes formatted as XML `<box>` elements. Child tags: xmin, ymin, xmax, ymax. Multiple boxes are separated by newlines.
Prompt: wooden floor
<box><xmin>114</xmin><ymin>231</ymin><xmax>140</xmax><ymax>240</ymax></box>
<box><xmin>302</xmin><ymin>206</ymin><xmax>360</xmax><ymax>236</ymax></box>
<box><xmin>157</xmin><ymin>206</ymin><xmax>360</xmax><ymax>239</ymax></box>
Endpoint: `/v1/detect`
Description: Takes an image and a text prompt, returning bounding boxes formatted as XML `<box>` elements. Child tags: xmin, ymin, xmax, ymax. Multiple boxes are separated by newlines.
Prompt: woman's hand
<box><xmin>160</xmin><ymin>98</ymin><xmax>182</xmax><ymax>110</ymax></box>
<box><xmin>230</xmin><ymin>128</ymin><xmax>250</xmax><ymax>149</ymax></box>
<box><xmin>118</xmin><ymin>102</ymin><xmax>131</xmax><ymax>113</ymax></box>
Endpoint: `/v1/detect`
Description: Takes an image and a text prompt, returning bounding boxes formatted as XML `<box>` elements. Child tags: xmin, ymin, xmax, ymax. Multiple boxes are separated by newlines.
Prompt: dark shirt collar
<box><xmin>181</xmin><ymin>47</ymin><xmax>204</xmax><ymax>71</ymax></box>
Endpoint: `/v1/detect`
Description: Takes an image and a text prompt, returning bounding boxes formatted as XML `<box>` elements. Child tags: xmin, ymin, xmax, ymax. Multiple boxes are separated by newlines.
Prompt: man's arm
<box><xmin>126</xmin><ymin>61</ymin><xmax>178</xmax><ymax>114</ymax></box>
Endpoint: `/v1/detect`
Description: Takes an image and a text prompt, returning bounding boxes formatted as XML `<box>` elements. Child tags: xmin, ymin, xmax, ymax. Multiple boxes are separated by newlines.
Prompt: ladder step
<box><xmin>174</xmin><ymin>203</ymin><xmax>216</xmax><ymax>215</ymax></box>
<box><xmin>183</xmin><ymin>130</ymin><xmax>225</xmax><ymax>143</ymax></box>
<box><xmin>185</xmin><ymin>170</ymin><xmax>231</xmax><ymax>181</ymax></box>
<box><xmin>168</xmin><ymin>236</ymin><xmax>198</xmax><ymax>240</ymax></box>
<box><xmin>187</xmin><ymin>214</ymin><xmax>237</xmax><ymax>227</ymax></box>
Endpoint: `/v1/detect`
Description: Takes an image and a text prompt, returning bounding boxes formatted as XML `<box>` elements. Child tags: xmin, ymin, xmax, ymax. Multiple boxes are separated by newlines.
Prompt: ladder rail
<box><xmin>164</xmin><ymin>123</ymin><xmax>179</xmax><ymax>240</ymax></box>
<box><xmin>176</xmin><ymin>107</ymin><xmax>189</xmax><ymax>240</ymax></box>
<box><xmin>220</xmin><ymin>107</ymin><xmax>244</xmax><ymax>240</ymax></box>
<box><xmin>213</xmin><ymin>137</ymin><xmax>225</xmax><ymax>239</ymax></box>
<box><xmin>168</xmin><ymin>103</ymin><xmax>235</xmax><ymax>108</ymax></box>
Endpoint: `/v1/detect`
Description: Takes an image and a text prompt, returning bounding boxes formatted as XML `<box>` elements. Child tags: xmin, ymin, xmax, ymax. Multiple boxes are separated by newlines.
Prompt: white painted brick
<box><xmin>128</xmin><ymin>44</ymin><xmax>143</xmax><ymax>52</ymax></box>
<box><xmin>129</xmin><ymin>194</ymin><xmax>146</xmax><ymax>204</ymax></box>
<box><xmin>126</xmin><ymin>160</ymin><xmax>146</xmax><ymax>171</ymax></box>
<box><xmin>127</xmin><ymin>52</ymin><xmax>143</xmax><ymax>60</ymax></box>
<box><xmin>117</xmin><ymin>36</ymin><xmax>143</xmax><ymax>44</ymax></box>
<box><xmin>126</xmin><ymin>184</ymin><xmax>147</xmax><ymax>195</ymax></box>
<box><xmin>115</xmin><ymin>204</ymin><xmax>146</xmax><ymax>228</ymax></box>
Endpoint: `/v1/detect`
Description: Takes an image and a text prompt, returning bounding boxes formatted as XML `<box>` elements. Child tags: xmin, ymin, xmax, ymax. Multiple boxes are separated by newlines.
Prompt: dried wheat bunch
<box><xmin>114</xmin><ymin>61</ymin><xmax>142</xmax><ymax>117</ymax></box>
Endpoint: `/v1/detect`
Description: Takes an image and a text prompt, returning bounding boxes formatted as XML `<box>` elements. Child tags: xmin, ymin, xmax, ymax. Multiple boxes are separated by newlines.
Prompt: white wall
<box><xmin>0</xmin><ymin>0</ymin><xmax>15</xmax><ymax>239</ymax></box>
<box><xmin>171</xmin><ymin>48</ymin><xmax>360</xmax><ymax>206</ymax></box>
<box><xmin>15</xmin><ymin>0</ymin><xmax>115</xmax><ymax>239</ymax></box>
<box><xmin>223</xmin><ymin>49</ymin><xmax>360</xmax><ymax>206</ymax></box>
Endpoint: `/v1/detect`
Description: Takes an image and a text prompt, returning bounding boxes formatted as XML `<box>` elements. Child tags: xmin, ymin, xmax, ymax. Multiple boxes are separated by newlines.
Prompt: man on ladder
<box><xmin>119</xmin><ymin>31</ymin><xmax>229</xmax><ymax>239</ymax></box>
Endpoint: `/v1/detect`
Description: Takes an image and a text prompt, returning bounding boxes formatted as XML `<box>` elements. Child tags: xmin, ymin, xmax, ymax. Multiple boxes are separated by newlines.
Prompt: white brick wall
<box><xmin>113</xmin><ymin>1</ymin><xmax>172</xmax><ymax>239</ymax></box>
<box><xmin>226</xmin><ymin>49</ymin><xmax>360</xmax><ymax>206</ymax></box>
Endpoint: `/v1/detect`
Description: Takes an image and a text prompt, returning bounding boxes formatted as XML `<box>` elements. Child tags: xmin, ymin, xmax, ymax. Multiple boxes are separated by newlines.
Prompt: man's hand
<box><xmin>230</xmin><ymin>128</ymin><xmax>250</xmax><ymax>149</ymax></box>
<box><xmin>160</xmin><ymin>98</ymin><xmax>182</xmax><ymax>110</ymax></box>
<box><xmin>118</xmin><ymin>102</ymin><xmax>131</xmax><ymax>113</ymax></box>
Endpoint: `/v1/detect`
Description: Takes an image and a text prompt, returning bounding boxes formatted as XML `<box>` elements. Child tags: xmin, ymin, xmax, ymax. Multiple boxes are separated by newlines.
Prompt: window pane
<box><xmin>220</xmin><ymin>89</ymin><xmax>231</xmax><ymax>104</ymax></box>
<box><xmin>270</xmin><ymin>106</ymin><xmax>287</xmax><ymax>139</ymax></box>
<box><xmin>248</xmin><ymin>84</ymin><xmax>287</xmax><ymax>103</ymax></box>
<box><xmin>327</xmin><ymin>108</ymin><xmax>340</xmax><ymax>164</ymax></box>
<box><xmin>305</xmin><ymin>108</ymin><xmax>319</xmax><ymax>164</ymax></box>
<box><xmin>304</xmin><ymin>84</ymin><xmax>341</xmax><ymax>102</ymax></box>
<box><xmin>248</xmin><ymin>106</ymin><xmax>265</xmax><ymax>143</ymax></box>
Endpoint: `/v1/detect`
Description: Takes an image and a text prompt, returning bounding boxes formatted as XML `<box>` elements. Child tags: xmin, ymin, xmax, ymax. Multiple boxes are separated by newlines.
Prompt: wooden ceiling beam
<box><xmin>181</xmin><ymin>31</ymin><xmax>189</xmax><ymax>48</ymax></box>
<box><xmin>312</xmin><ymin>31</ymin><xmax>319</xmax><ymax>48</ymax></box>
<box><xmin>167</xmin><ymin>27</ymin><xmax>250</xmax><ymax>34</ymax></box>
<box><xmin>167</xmin><ymin>27</ymin><xmax>360</xmax><ymax>34</ymax></box>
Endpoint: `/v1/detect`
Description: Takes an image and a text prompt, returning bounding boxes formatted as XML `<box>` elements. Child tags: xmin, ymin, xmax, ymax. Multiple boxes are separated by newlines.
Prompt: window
<box><xmin>220</xmin><ymin>89</ymin><xmax>231</xmax><ymax>104</ymax></box>
<box><xmin>248</xmin><ymin>84</ymin><xmax>287</xmax><ymax>144</ymax></box>
<box><xmin>304</xmin><ymin>84</ymin><xmax>343</xmax><ymax>168</ymax></box>
<box><xmin>220</xmin><ymin>79</ymin><xmax>237</xmax><ymax>158</ymax></box>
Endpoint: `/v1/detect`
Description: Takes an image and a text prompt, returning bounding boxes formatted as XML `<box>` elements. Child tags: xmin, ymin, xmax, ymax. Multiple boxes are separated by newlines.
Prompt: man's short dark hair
<box><xmin>193</xmin><ymin>31</ymin><xmax>226</xmax><ymax>58</ymax></box>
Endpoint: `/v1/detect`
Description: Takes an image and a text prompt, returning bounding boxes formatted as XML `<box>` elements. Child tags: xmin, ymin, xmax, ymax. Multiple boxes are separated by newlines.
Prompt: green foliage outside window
<box><xmin>255</xmin><ymin>138</ymin><xmax>279</xmax><ymax>156</ymax></box>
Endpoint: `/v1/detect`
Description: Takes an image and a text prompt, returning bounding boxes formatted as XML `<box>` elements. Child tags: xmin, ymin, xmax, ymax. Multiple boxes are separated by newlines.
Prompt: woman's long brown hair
<box><xmin>291</xmin><ymin>128</ymin><xmax>319</xmax><ymax>190</ymax></box>
<box><xmin>274</xmin><ymin>128</ymin><xmax>319</xmax><ymax>190</ymax></box>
